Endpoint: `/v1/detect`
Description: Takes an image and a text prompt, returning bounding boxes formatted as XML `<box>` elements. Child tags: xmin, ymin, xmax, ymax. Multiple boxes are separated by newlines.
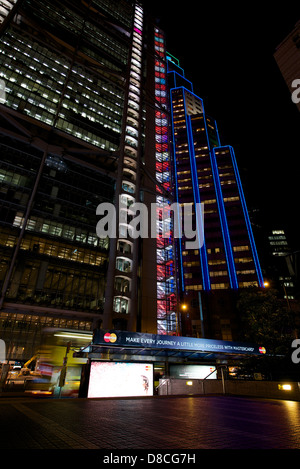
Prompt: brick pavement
<box><xmin>0</xmin><ymin>395</ymin><xmax>300</xmax><ymax>451</ymax></box>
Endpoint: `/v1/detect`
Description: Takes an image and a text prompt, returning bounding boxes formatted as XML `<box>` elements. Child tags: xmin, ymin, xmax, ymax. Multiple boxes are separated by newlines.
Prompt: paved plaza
<box><xmin>0</xmin><ymin>395</ymin><xmax>300</xmax><ymax>451</ymax></box>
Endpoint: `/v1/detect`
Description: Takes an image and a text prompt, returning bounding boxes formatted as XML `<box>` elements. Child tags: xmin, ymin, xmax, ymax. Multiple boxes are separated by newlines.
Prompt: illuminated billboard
<box><xmin>170</xmin><ymin>365</ymin><xmax>217</xmax><ymax>380</ymax></box>
<box><xmin>93</xmin><ymin>329</ymin><xmax>266</xmax><ymax>356</ymax></box>
<box><xmin>87</xmin><ymin>362</ymin><xmax>153</xmax><ymax>398</ymax></box>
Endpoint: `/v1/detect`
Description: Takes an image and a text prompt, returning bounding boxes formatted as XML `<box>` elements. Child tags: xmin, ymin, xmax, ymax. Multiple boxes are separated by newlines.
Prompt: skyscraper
<box><xmin>102</xmin><ymin>8</ymin><xmax>177</xmax><ymax>336</ymax></box>
<box><xmin>0</xmin><ymin>0</ymin><xmax>176</xmax><ymax>360</ymax></box>
<box><xmin>265</xmin><ymin>229</ymin><xmax>298</xmax><ymax>300</ymax></box>
<box><xmin>167</xmin><ymin>55</ymin><xmax>264</xmax><ymax>339</ymax></box>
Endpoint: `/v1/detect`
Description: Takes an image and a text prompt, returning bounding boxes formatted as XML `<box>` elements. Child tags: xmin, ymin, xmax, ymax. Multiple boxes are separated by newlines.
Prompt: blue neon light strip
<box><xmin>182</xmin><ymin>90</ymin><xmax>211</xmax><ymax>291</ymax></box>
<box><xmin>166</xmin><ymin>52</ymin><xmax>181</xmax><ymax>67</ymax></box>
<box><xmin>227</xmin><ymin>145</ymin><xmax>265</xmax><ymax>288</ymax></box>
<box><xmin>168</xmin><ymin>70</ymin><xmax>193</xmax><ymax>92</ymax></box>
<box><xmin>211</xmin><ymin>148</ymin><xmax>239</xmax><ymax>289</ymax></box>
<box><xmin>200</xmin><ymin>107</ymin><xmax>239</xmax><ymax>289</ymax></box>
<box><xmin>214</xmin><ymin>119</ymin><xmax>221</xmax><ymax>146</ymax></box>
<box><xmin>170</xmin><ymin>92</ymin><xmax>185</xmax><ymax>292</ymax></box>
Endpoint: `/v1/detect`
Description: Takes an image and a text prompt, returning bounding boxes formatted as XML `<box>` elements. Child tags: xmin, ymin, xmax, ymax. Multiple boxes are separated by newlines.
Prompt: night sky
<box><xmin>145</xmin><ymin>2</ymin><xmax>300</xmax><ymax>252</ymax></box>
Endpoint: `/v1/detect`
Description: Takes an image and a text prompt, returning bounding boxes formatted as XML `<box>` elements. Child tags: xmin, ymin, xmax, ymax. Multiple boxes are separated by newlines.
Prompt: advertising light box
<box><xmin>170</xmin><ymin>365</ymin><xmax>217</xmax><ymax>380</ymax></box>
<box><xmin>88</xmin><ymin>362</ymin><xmax>153</xmax><ymax>398</ymax></box>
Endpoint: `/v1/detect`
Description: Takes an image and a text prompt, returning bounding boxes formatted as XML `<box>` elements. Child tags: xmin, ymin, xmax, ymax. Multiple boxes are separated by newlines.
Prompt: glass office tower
<box><xmin>167</xmin><ymin>55</ymin><xmax>264</xmax><ymax>339</ymax></box>
<box><xmin>0</xmin><ymin>0</ymin><xmax>176</xmax><ymax>360</ymax></box>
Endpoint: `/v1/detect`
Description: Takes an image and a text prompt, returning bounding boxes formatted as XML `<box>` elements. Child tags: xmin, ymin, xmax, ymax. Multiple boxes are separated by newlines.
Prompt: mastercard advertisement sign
<box><xmin>93</xmin><ymin>330</ymin><xmax>266</xmax><ymax>356</ymax></box>
<box><xmin>103</xmin><ymin>332</ymin><xmax>117</xmax><ymax>343</ymax></box>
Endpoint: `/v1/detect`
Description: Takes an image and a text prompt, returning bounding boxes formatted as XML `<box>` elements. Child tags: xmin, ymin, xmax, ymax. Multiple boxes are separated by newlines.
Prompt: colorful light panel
<box><xmin>154</xmin><ymin>28</ymin><xmax>177</xmax><ymax>335</ymax></box>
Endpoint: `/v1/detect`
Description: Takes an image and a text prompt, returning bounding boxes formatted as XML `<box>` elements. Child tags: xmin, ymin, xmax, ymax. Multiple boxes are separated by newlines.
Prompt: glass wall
<box><xmin>0</xmin><ymin>139</ymin><xmax>114</xmax><ymax>312</ymax></box>
<box><xmin>0</xmin><ymin>0</ymin><xmax>131</xmax><ymax>150</ymax></box>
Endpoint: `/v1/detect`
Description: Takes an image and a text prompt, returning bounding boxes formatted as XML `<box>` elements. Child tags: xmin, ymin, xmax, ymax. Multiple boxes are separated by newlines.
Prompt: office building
<box><xmin>265</xmin><ymin>229</ymin><xmax>298</xmax><ymax>300</ymax></box>
<box><xmin>0</xmin><ymin>0</ymin><xmax>177</xmax><ymax>360</ymax></box>
<box><xmin>167</xmin><ymin>55</ymin><xmax>264</xmax><ymax>339</ymax></box>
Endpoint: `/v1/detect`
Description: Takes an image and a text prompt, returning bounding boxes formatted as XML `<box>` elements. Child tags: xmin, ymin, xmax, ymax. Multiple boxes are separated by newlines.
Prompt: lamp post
<box><xmin>180</xmin><ymin>303</ymin><xmax>188</xmax><ymax>336</ymax></box>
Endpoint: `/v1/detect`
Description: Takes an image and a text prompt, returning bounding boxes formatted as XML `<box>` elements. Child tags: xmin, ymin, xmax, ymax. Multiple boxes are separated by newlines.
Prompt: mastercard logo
<box><xmin>259</xmin><ymin>347</ymin><xmax>266</xmax><ymax>354</ymax></box>
<box><xmin>104</xmin><ymin>332</ymin><xmax>117</xmax><ymax>343</ymax></box>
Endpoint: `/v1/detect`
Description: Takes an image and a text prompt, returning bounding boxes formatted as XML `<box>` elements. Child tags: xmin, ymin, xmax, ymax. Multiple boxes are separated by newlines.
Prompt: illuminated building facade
<box><xmin>0</xmin><ymin>0</ymin><xmax>176</xmax><ymax>360</ymax></box>
<box><xmin>102</xmin><ymin>9</ymin><xmax>177</xmax><ymax>335</ymax></box>
<box><xmin>0</xmin><ymin>0</ymin><xmax>265</xmax><ymax>361</ymax></box>
<box><xmin>153</xmin><ymin>29</ymin><xmax>177</xmax><ymax>335</ymax></box>
<box><xmin>167</xmin><ymin>55</ymin><xmax>264</xmax><ymax>339</ymax></box>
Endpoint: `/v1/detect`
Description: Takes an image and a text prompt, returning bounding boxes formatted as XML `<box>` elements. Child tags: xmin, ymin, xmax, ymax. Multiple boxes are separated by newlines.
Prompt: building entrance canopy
<box><xmin>74</xmin><ymin>330</ymin><xmax>267</xmax><ymax>363</ymax></box>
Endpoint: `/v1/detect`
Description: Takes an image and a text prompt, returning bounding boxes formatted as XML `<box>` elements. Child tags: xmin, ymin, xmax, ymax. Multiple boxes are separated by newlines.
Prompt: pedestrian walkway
<box><xmin>0</xmin><ymin>395</ymin><xmax>300</xmax><ymax>450</ymax></box>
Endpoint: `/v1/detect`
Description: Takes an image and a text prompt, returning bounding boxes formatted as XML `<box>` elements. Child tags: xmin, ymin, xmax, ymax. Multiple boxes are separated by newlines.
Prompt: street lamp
<box><xmin>179</xmin><ymin>303</ymin><xmax>188</xmax><ymax>336</ymax></box>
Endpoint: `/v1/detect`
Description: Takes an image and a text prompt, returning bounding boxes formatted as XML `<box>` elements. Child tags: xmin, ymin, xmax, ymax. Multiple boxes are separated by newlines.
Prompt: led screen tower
<box><xmin>167</xmin><ymin>55</ymin><xmax>264</xmax><ymax>339</ymax></box>
<box><xmin>102</xmin><ymin>12</ymin><xmax>177</xmax><ymax>335</ymax></box>
<box><xmin>153</xmin><ymin>28</ymin><xmax>177</xmax><ymax>335</ymax></box>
